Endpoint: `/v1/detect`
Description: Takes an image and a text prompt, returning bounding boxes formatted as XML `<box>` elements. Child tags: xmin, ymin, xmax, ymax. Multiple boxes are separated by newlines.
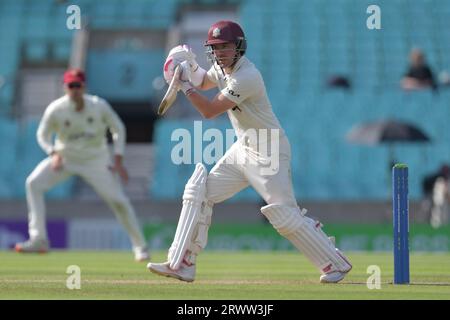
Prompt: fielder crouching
<box><xmin>148</xmin><ymin>21</ymin><xmax>352</xmax><ymax>283</ymax></box>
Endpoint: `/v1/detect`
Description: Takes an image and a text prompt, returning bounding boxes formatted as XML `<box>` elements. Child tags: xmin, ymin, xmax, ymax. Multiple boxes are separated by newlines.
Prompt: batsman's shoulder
<box><xmin>235</xmin><ymin>60</ymin><xmax>261</xmax><ymax>81</ymax></box>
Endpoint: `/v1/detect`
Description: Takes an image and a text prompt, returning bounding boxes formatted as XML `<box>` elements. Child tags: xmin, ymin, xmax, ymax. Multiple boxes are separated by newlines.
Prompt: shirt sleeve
<box><xmin>100</xmin><ymin>99</ymin><xmax>126</xmax><ymax>156</ymax></box>
<box><xmin>220</xmin><ymin>72</ymin><xmax>260</xmax><ymax>105</ymax></box>
<box><xmin>36</xmin><ymin>104</ymin><xmax>58</xmax><ymax>155</ymax></box>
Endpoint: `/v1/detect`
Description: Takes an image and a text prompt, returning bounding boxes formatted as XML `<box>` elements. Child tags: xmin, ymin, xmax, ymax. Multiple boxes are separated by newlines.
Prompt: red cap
<box><xmin>63</xmin><ymin>68</ymin><xmax>86</xmax><ymax>84</ymax></box>
<box><xmin>205</xmin><ymin>20</ymin><xmax>245</xmax><ymax>46</ymax></box>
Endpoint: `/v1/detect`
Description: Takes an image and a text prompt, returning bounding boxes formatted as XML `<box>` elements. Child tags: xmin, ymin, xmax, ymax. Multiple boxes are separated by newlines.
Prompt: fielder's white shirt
<box><xmin>206</xmin><ymin>56</ymin><xmax>285</xmax><ymax>142</ymax></box>
<box><xmin>37</xmin><ymin>94</ymin><xmax>125</xmax><ymax>162</ymax></box>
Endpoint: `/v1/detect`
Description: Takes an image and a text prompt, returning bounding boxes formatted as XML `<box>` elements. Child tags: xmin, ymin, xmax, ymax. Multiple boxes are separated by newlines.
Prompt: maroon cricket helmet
<box><xmin>205</xmin><ymin>20</ymin><xmax>247</xmax><ymax>55</ymax></box>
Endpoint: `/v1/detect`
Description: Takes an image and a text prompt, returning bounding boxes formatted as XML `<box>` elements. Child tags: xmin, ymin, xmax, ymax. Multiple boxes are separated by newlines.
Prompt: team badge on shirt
<box><xmin>64</xmin><ymin>120</ymin><xmax>71</xmax><ymax>127</ymax></box>
<box><xmin>87</xmin><ymin>117</ymin><xmax>94</xmax><ymax>124</ymax></box>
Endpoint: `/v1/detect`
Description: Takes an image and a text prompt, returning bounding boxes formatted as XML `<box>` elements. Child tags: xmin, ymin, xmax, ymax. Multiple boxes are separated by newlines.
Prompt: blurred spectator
<box><xmin>327</xmin><ymin>75</ymin><xmax>351</xmax><ymax>90</ymax></box>
<box><xmin>401</xmin><ymin>48</ymin><xmax>437</xmax><ymax>91</ymax></box>
<box><xmin>438</xmin><ymin>70</ymin><xmax>450</xmax><ymax>87</ymax></box>
<box><xmin>422</xmin><ymin>164</ymin><xmax>450</xmax><ymax>228</ymax></box>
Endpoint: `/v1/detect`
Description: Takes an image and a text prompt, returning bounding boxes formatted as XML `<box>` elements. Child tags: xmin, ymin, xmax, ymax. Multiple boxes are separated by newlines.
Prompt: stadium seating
<box><xmin>88</xmin><ymin>0</ymin><xmax>177</xmax><ymax>30</ymax></box>
<box><xmin>86</xmin><ymin>49</ymin><xmax>165</xmax><ymax>100</ymax></box>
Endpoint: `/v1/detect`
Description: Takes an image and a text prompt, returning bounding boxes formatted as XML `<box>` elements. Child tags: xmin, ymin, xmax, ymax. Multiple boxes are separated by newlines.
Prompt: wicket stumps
<box><xmin>392</xmin><ymin>163</ymin><xmax>410</xmax><ymax>284</ymax></box>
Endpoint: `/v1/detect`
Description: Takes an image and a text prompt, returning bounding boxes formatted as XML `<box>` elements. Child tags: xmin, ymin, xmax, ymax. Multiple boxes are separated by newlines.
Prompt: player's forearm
<box><xmin>197</xmin><ymin>76</ymin><xmax>217</xmax><ymax>91</ymax></box>
<box><xmin>111</xmin><ymin>131</ymin><xmax>125</xmax><ymax>155</ymax></box>
<box><xmin>36</xmin><ymin>128</ymin><xmax>54</xmax><ymax>155</ymax></box>
<box><xmin>114</xmin><ymin>154</ymin><xmax>123</xmax><ymax>166</ymax></box>
<box><xmin>186</xmin><ymin>91</ymin><xmax>218</xmax><ymax>119</ymax></box>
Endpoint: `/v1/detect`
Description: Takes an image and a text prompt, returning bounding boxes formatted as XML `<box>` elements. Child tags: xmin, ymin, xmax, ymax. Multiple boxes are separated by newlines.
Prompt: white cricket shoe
<box><xmin>319</xmin><ymin>249</ymin><xmax>352</xmax><ymax>284</ymax></box>
<box><xmin>147</xmin><ymin>261</ymin><xmax>196</xmax><ymax>282</ymax></box>
<box><xmin>134</xmin><ymin>247</ymin><xmax>150</xmax><ymax>262</ymax></box>
<box><xmin>320</xmin><ymin>271</ymin><xmax>349</xmax><ymax>283</ymax></box>
<box><xmin>15</xmin><ymin>238</ymin><xmax>49</xmax><ymax>253</ymax></box>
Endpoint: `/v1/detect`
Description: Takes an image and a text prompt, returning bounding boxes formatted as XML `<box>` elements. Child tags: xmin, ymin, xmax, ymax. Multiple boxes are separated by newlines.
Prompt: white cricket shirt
<box><xmin>206</xmin><ymin>56</ymin><xmax>285</xmax><ymax>142</ymax></box>
<box><xmin>37</xmin><ymin>94</ymin><xmax>125</xmax><ymax>162</ymax></box>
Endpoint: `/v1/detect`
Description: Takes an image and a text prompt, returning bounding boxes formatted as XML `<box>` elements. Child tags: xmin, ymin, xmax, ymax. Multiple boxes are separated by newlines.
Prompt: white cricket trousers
<box><xmin>205</xmin><ymin>135</ymin><xmax>296</xmax><ymax>206</ymax></box>
<box><xmin>25</xmin><ymin>156</ymin><xmax>147</xmax><ymax>250</ymax></box>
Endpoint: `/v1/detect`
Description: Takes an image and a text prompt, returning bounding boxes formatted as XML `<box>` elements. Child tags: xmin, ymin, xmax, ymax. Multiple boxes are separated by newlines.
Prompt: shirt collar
<box><xmin>229</xmin><ymin>56</ymin><xmax>247</xmax><ymax>74</ymax></box>
<box><xmin>67</xmin><ymin>94</ymin><xmax>86</xmax><ymax>111</ymax></box>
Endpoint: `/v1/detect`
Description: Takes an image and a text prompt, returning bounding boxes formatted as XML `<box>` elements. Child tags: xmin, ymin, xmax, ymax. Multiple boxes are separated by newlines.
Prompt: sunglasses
<box><xmin>68</xmin><ymin>82</ymin><xmax>83</xmax><ymax>89</ymax></box>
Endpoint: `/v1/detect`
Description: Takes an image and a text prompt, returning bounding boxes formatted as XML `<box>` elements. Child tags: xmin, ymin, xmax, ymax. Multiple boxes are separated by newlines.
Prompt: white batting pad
<box><xmin>169</xmin><ymin>163</ymin><xmax>208</xmax><ymax>270</ymax></box>
<box><xmin>261</xmin><ymin>204</ymin><xmax>352</xmax><ymax>274</ymax></box>
<box><xmin>188</xmin><ymin>201</ymin><xmax>213</xmax><ymax>256</ymax></box>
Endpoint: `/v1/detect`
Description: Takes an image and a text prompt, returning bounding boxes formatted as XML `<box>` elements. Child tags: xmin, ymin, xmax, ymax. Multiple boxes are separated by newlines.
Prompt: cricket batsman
<box><xmin>148</xmin><ymin>21</ymin><xmax>352</xmax><ymax>282</ymax></box>
<box><xmin>15</xmin><ymin>69</ymin><xmax>150</xmax><ymax>262</ymax></box>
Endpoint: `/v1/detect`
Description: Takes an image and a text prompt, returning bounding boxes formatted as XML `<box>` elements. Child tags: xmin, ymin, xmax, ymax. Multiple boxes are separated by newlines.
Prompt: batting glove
<box><xmin>178</xmin><ymin>61</ymin><xmax>195</xmax><ymax>95</ymax></box>
<box><xmin>164</xmin><ymin>44</ymin><xmax>199</xmax><ymax>84</ymax></box>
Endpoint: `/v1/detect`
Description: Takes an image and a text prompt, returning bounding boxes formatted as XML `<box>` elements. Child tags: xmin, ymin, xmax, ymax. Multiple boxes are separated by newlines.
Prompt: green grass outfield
<box><xmin>1</xmin><ymin>251</ymin><xmax>450</xmax><ymax>299</ymax></box>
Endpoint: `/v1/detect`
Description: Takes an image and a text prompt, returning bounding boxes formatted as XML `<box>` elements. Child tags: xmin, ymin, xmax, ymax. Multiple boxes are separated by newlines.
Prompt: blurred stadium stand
<box><xmin>0</xmin><ymin>0</ymin><xmax>449</xmax><ymax>207</ymax></box>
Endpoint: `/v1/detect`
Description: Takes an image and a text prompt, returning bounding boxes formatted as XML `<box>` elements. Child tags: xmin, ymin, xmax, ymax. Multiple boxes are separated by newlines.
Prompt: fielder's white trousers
<box><xmin>206</xmin><ymin>135</ymin><xmax>296</xmax><ymax>206</ymax></box>
<box><xmin>25</xmin><ymin>156</ymin><xmax>146</xmax><ymax>250</ymax></box>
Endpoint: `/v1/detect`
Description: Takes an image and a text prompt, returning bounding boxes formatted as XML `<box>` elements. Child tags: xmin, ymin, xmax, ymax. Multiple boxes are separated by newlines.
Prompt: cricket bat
<box><xmin>157</xmin><ymin>65</ymin><xmax>181</xmax><ymax>116</ymax></box>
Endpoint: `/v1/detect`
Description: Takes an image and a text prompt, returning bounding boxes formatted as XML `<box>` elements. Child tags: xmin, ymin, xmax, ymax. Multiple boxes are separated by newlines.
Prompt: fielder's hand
<box><xmin>109</xmin><ymin>155</ymin><xmax>129</xmax><ymax>184</ymax></box>
<box><xmin>50</xmin><ymin>152</ymin><xmax>63</xmax><ymax>171</ymax></box>
<box><xmin>110</xmin><ymin>163</ymin><xmax>129</xmax><ymax>184</ymax></box>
